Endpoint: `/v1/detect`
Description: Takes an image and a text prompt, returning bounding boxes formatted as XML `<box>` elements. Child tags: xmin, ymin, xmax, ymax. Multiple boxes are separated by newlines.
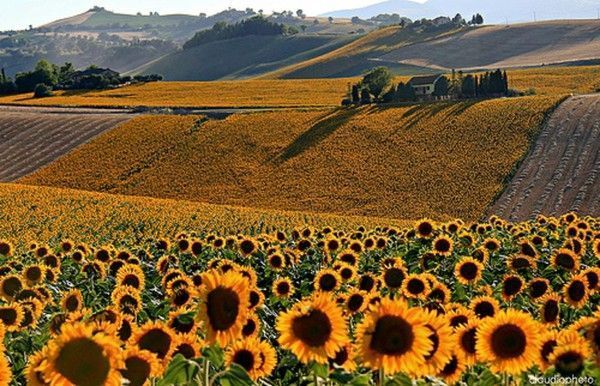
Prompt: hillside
<box><xmin>325</xmin><ymin>0</ymin><xmax>600</xmax><ymax>24</ymax></box>
<box><xmin>379</xmin><ymin>20</ymin><xmax>600</xmax><ymax>70</ymax></box>
<box><xmin>488</xmin><ymin>94</ymin><xmax>600</xmax><ymax>220</ymax></box>
<box><xmin>0</xmin><ymin>107</ymin><xmax>131</xmax><ymax>182</ymax></box>
<box><xmin>19</xmin><ymin>96</ymin><xmax>561</xmax><ymax>221</ymax></box>
<box><xmin>138</xmin><ymin>34</ymin><xmax>356</xmax><ymax>81</ymax></box>
<box><xmin>0</xmin><ymin>183</ymin><xmax>405</xmax><ymax>243</ymax></box>
<box><xmin>264</xmin><ymin>25</ymin><xmax>456</xmax><ymax>79</ymax></box>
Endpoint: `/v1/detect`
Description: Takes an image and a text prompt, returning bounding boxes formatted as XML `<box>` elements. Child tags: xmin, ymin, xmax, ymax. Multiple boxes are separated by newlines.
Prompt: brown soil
<box><xmin>0</xmin><ymin>107</ymin><xmax>131</xmax><ymax>182</ymax></box>
<box><xmin>488</xmin><ymin>94</ymin><xmax>600</xmax><ymax>221</ymax></box>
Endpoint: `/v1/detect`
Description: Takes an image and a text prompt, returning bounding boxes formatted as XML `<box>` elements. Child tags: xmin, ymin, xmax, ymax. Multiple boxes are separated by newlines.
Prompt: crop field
<box><xmin>19</xmin><ymin>96</ymin><xmax>563</xmax><ymax>221</ymax></box>
<box><xmin>0</xmin><ymin>211</ymin><xmax>598</xmax><ymax>385</ymax></box>
<box><xmin>0</xmin><ymin>183</ymin><xmax>408</xmax><ymax>245</ymax></box>
<box><xmin>0</xmin><ymin>66</ymin><xmax>597</xmax><ymax>110</ymax></box>
<box><xmin>0</xmin><ymin>107</ymin><xmax>131</xmax><ymax>182</ymax></box>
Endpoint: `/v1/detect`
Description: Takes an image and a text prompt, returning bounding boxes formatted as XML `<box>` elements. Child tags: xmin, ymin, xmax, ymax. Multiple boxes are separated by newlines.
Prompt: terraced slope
<box><xmin>0</xmin><ymin>107</ymin><xmax>131</xmax><ymax>182</ymax></box>
<box><xmin>489</xmin><ymin>94</ymin><xmax>600</xmax><ymax>221</ymax></box>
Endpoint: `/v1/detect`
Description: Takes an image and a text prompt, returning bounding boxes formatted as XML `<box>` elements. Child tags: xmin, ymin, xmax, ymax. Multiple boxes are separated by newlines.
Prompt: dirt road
<box><xmin>488</xmin><ymin>94</ymin><xmax>600</xmax><ymax>221</ymax></box>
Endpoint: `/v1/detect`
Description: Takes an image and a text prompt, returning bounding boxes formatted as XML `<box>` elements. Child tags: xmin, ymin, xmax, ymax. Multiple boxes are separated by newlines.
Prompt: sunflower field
<box><xmin>0</xmin><ymin>212</ymin><xmax>598</xmax><ymax>385</ymax></box>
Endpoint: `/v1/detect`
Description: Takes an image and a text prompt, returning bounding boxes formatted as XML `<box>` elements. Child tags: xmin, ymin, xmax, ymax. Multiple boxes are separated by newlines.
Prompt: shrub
<box><xmin>33</xmin><ymin>83</ymin><xmax>53</xmax><ymax>98</ymax></box>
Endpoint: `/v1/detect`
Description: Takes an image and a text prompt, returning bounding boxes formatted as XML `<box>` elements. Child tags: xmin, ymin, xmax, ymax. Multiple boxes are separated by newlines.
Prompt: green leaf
<box><xmin>157</xmin><ymin>355</ymin><xmax>201</xmax><ymax>386</ymax></box>
<box><xmin>218</xmin><ymin>363</ymin><xmax>255</xmax><ymax>386</ymax></box>
<box><xmin>308</xmin><ymin>362</ymin><xmax>329</xmax><ymax>379</ymax></box>
<box><xmin>347</xmin><ymin>373</ymin><xmax>373</xmax><ymax>386</ymax></box>
<box><xmin>203</xmin><ymin>344</ymin><xmax>225</xmax><ymax>368</ymax></box>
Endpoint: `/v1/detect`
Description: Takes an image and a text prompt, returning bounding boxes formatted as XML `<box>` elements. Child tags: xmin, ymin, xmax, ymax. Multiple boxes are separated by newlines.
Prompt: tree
<box><xmin>396</xmin><ymin>82</ymin><xmax>416</xmax><ymax>101</ymax></box>
<box><xmin>296</xmin><ymin>9</ymin><xmax>306</xmax><ymax>19</ymax></box>
<box><xmin>300</xmin><ymin>25</ymin><xmax>307</xmax><ymax>32</ymax></box>
<box><xmin>452</xmin><ymin>13</ymin><xmax>464</xmax><ymax>25</ymax></box>
<box><xmin>33</xmin><ymin>83</ymin><xmax>53</xmax><ymax>98</ymax></box>
<box><xmin>15</xmin><ymin>60</ymin><xmax>59</xmax><ymax>93</ymax></box>
<box><xmin>328</xmin><ymin>17</ymin><xmax>334</xmax><ymax>24</ymax></box>
<box><xmin>461</xmin><ymin>75</ymin><xmax>477</xmax><ymax>97</ymax></box>
<box><xmin>475</xmin><ymin>14</ymin><xmax>484</xmax><ymax>25</ymax></box>
<box><xmin>351</xmin><ymin>85</ymin><xmax>360</xmax><ymax>103</ymax></box>
<box><xmin>360</xmin><ymin>89</ymin><xmax>371</xmax><ymax>104</ymax></box>
<box><xmin>433</xmin><ymin>76</ymin><xmax>449</xmax><ymax>97</ymax></box>
<box><xmin>58</xmin><ymin>63</ymin><xmax>75</xmax><ymax>83</ymax></box>
<box><xmin>351</xmin><ymin>16</ymin><xmax>362</xmax><ymax>24</ymax></box>
<box><xmin>361</xmin><ymin>67</ymin><xmax>393</xmax><ymax>100</ymax></box>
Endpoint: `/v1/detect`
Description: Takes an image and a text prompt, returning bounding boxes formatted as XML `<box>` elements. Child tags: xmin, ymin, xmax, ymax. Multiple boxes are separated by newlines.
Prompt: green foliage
<box><xmin>361</xmin><ymin>66</ymin><xmax>394</xmax><ymax>99</ymax></box>
<box><xmin>15</xmin><ymin>60</ymin><xmax>59</xmax><ymax>93</ymax></box>
<box><xmin>433</xmin><ymin>75</ymin><xmax>449</xmax><ymax>96</ymax></box>
<box><xmin>184</xmin><ymin>16</ymin><xmax>292</xmax><ymax>50</ymax></box>
<box><xmin>33</xmin><ymin>83</ymin><xmax>53</xmax><ymax>98</ymax></box>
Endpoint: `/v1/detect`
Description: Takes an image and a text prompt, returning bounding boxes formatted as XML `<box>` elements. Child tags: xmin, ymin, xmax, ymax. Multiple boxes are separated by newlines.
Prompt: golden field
<box><xmin>0</xmin><ymin>66</ymin><xmax>598</xmax><ymax>109</ymax></box>
<box><xmin>20</xmin><ymin>95</ymin><xmax>563</xmax><ymax>221</ymax></box>
<box><xmin>0</xmin><ymin>183</ymin><xmax>407</xmax><ymax>244</ymax></box>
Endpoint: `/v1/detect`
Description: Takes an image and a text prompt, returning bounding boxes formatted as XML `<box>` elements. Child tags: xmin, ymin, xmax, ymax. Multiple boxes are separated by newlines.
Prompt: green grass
<box><xmin>81</xmin><ymin>10</ymin><xmax>200</xmax><ymax>28</ymax></box>
<box><xmin>138</xmin><ymin>34</ymin><xmax>356</xmax><ymax>80</ymax></box>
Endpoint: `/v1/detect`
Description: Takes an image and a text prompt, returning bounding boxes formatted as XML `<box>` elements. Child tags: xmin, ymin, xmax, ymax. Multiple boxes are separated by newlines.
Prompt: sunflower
<box><xmin>528</xmin><ymin>278</ymin><xmax>550</xmax><ymax>300</ymax></box>
<box><xmin>549</xmin><ymin>331</ymin><xmax>591</xmax><ymax>376</ymax></box>
<box><xmin>116</xmin><ymin>265</ymin><xmax>145</xmax><ymax>291</ymax></box>
<box><xmin>272</xmin><ymin>277</ymin><xmax>295</xmax><ymax>299</ymax></box>
<box><xmin>238</xmin><ymin>237</ymin><xmax>258</xmax><ymax>257</ymax></box>
<box><xmin>225</xmin><ymin>338</ymin><xmax>262</xmax><ymax>380</ymax></box>
<box><xmin>328</xmin><ymin>344</ymin><xmax>357</xmax><ymax>372</ymax></box>
<box><xmin>401</xmin><ymin>274</ymin><xmax>430</xmax><ymax>300</ymax></box>
<box><xmin>381</xmin><ymin>262</ymin><xmax>407</xmax><ymax>290</ymax></box>
<box><xmin>172</xmin><ymin>334</ymin><xmax>204</xmax><ymax>359</ymax></box>
<box><xmin>355</xmin><ymin>298</ymin><xmax>432</xmax><ymax>375</ymax></box>
<box><xmin>501</xmin><ymin>274</ymin><xmax>524</xmax><ymax>301</ymax></box>
<box><xmin>120</xmin><ymin>346</ymin><xmax>162</xmax><ymax>386</ymax></box>
<box><xmin>111</xmin><ymin>286</ymin><xmax>142</xmax><ymax>316</ymax></box>
<box><xmin>130</xmin><ymin>321</ymin><xmax>175</xmax><ymax>363</ymax></box>
<box><xmin>0</xmin><ymin>303</ymin><xmax>23</xmax><ymax>332</ymax></box>
<box><xmin>242</xmin><ymin>313</ymin><xmax>261</xmax><ymax>338</ymax></box>
<box><xmin>454</xmin><ymin>321</ymin><xmax>478</xmax><ymax>365</ymax></box>
<box><xmin>539</xmin><ymin>293</ymin><xmax>561</xmax><ymax>325</ymax></box>
<box><xmin>0</xmin><ymin>354</ymin><xmax>11</xmax><ymax>386</ymax></box>
<box><xmin>337</xmin><ymin>263</ymin><xmax>356</xmax><ymax>282</ymax></box>
<box><xmin>248</xmin><ymin>286</ymin><xmax>265</xmax><ymax>312</ymax></box>
<box><xmin>437</xmin><ymin>354</ymin><xmax>465</xmax><ymax>384</ymax></box>
<box><xmin>445</xmin><ymin>306</ymin><xmax>474</xmax><ymax>330</ymax></box>
<box><xmin>344</xmin><ymin>290</ymin><xmax>369</xmax><ymax>314</ymax></box>
<box><xmin>198</xmin><ymin>270</ymin><xmax>249</xmax><ymax>346</ymax></box>
<box><xmin>508</xmin><ymin>254</ymin><xmax>536</xmax><ymax>271</ymax></box>
<box><xmin>0</xmin><ymin>240</ymin><xmax>13</xmax><ymax>257</ymax></box>
<box><xmin>40</xmin><ymin>322</ymin><xmax>123</xmax><ymax>386</ymax></box>
<box><xmin>432</xmin><ymin>235</ymin><xmax>453</xmax><ymax>257</ymax></box>
<box><xmin>358</xmin><ymin>273</ymin><xmax>378</xmax><ymax>293</ymax></box>
<box><xmin>552</xmin><ymin>248</ymin><xmax>580</xmax><ymax>272</ymax></box>
<box><xmin>415</xmin><ymin>311</ymin><xmax>454</xmax><ymax>377</ymax></box>
<box><xmin>471</xmin><ymin>247</ymin><xmax>489</xmax><ymax>265</ymax></box>
<box><xmin>415</xmin><ymin>219</ymin><xmax>436</xmax><ymax>239</ymax></box>
<box><xmin>337</xmin><ymin>250</ymin><xmax>359</xmax><ymax>267</ymax></box>
<box><xmin>476</xmin><ymin>309</ymin><xmax>542</xmax><ymax>375</ymax></box>
<box><xmin>563</xmin><ymin>275</ymin><xmax>589</xmax><ymax>308</ymax></box>
<box><xmin>168</xmin><ymin>307</ymin><xmax>198</xmax><ymax>335</ymax></box>
<box><xmin>594</xmin><ymin>238</ymin><xmax>600</xmax><ymax>259</ymax></box>
<box><xmin>471</xmin><ymin>296</ymin><xmax>499</xmax><ymax>319</ymax></box>
<box><xmin>582</xmin><ymin>267</ymin><xmax>600</xmax><ymax>292</ymax></box>
<box><xmin>0</xmin><ymin>274</ymin><xmax>23</xmax><ymax>301</ymax></box>
<box><xmin>276</xmin><ymin>292</ymin><xmax>348</xmax><ymax>364</ymax></box>
<box><xmin>25</xmin><ymin>346</ymin><xmax>49</xmax><ymax>386</ymax></box>
<box><xmin>169</xmin><ymin>287</ymin><xmax>195</xmax><ymax>309</ymax></box>
<box><xmin>61</xmin><ymin>289</ymin><xmax>84</xmax><ymax>313</ymax></box>
<box><xmin>538</xmin><ymin>329</ymin><xmax>559</xmax><ymax>371</ymax></box>
<box><xmin>314</xmin><ymin>269</ymin><xmax>341</xmax><ymax>292</ymax></box>
<box><xmin>267</xmin><ymin>253</ymin><xmax>286</xmax><ymax>271</ymax></box>
<box><xmin>427</xmin><ymin>283</ymin><xmax>451</xmax><ymax>304</ymax></box>
<box><xmin>454</xmin><ymin>257</ymin><xmax>483</xmax><ymax>285</ymax></box>
<box><xmin>82</xmin><ymin>261</ymin><xmax>107</xmax><ymax>280</ymax></box>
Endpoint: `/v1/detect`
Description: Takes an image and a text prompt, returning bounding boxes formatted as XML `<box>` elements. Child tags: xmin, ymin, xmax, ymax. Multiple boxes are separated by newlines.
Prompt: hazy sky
<box><xmin>1</xmin><ymin>0</ymin><xmax>421</xmax><ymax>30</ymax></box>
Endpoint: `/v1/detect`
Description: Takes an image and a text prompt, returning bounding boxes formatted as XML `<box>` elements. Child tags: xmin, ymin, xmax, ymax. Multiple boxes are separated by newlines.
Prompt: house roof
<box><xmin>73</xmin><ymin>68</ymin><xmax>119</xmax><ymax>77</ymax></box>
<box><xmin>408</xmin><ymin>74</ymin><xmax>443</xmax><ymax>86</ymax></box>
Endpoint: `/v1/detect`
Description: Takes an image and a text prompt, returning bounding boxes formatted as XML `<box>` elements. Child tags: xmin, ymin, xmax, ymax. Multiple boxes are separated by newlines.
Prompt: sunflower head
<box><xmin>455</xmin><ymin>257</ymin><xmax>483</xmax><ymax>285</ymax></box>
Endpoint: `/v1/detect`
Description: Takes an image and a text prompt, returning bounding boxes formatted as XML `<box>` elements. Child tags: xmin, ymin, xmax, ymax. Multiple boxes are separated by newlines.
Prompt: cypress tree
<box><xmin>351</xmin><ymin>84</ymin><xmax>360</xmax><ymax>103</ymax></box>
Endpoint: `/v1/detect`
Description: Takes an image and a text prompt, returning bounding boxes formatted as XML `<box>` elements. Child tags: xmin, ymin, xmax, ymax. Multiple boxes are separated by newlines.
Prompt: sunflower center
<box><xmin>370</xmin><ymin>315</ymin><xmax>414</xmax><ymax>356</ymax></box>
<box><xmin>384</xmin><ymin>268</ymin><xmax>404</xmax><ymax>288</ymax></box>
<box><xmin>474</xmin><ymin>301</ymin><xmax>495</xmax><ymax>318</ymax></box>
<box><xmin>503</xmin><ymin>277</ymin><xmax>522</xmax><ymax>296</ymax></box>
<box><xmin>26</xmin><ymin>267</ymin><xmax>42</xmax><ymax>281</ymax></box>
<box><xmin>123</xmin><ymin>275</ymin><xmax>141</xmax><ymax>289</ymax></box>
<box><xmin>428</xmin><ymin>288</ymin><xmax>446</xmax><ymax>302</ymax></box>
<box><xmin>277</xmin><ymin>282</ymin><xmax>290</xmax><ymax>295</ymax></box>
<box><xmin>459</xmin><ymin>263</ymin><xmax>478</xmax><ymax>280</ymax></box>
<box><xmin>418</xmin><ymin>223</ymin><xmax>433</xmax><ymax>236</ymax></box>
<box><xmin>207</xmin><ymin>287</ymin><xmax>240</xmax><ymax>331</ymax></box>
<box><xmin>450</xmin><ymin>315</ymin><xmax>468</xmax><ymax>328</ymax></box>
<box><xmin>65</xmin><ymin>296</ymin><xmax>80</xmax><ymax>312</ymax></box>
<box><xmin>359</xmin><ymin>276</ymin><xmax>375</xmax><ymax>292</ymax></box>
<box><xmin>424</xmin><ymin>326</ymin><xmax>439</xmax><ymax>360</ymax></box>
<box><xmin>556</xmin><ymin>253</ymin><xmax>575</xmax><ymax>269</ymax></box>
<box><xmin>490</xmin><ymin>324</ymin><xmax>526</xmax><ymax>359</ymax></box>
<box><xmin>541</xmin><ymin>340</ymin><xmax>557</xmax><ymax>362</ymax></box>
<box><xmin>233</xmin><ymin>349</ymin><xmax>255</xmax><ymax>371</ymax></box>
<box><xmin>529</xmin><ymin>281</ymin><xmax>548</xmax><ymax>298</ymax></box>
<box><xmin>55</xmin><ymin>337</ymin><xmax>110</xmax><ymax>386</ymax></box>
<box><xmin>440</xmin><ymin>355</ymin><xmax>458</xmax><ymax>376</ymax></box>
<box><xmin>332</xmin><ymin>347</ymin><xmax>349</xmax><ymax>365</ymax></box>
<box><xmin>240</xmin><ymin>240</ymin><xmax>255</xmax><ymax>255</ymax></box>
<box><xmin>121</xmin><ymin>356</ymin><xmax>151</xmax><ymax>386</ymax></box>
<box><xmin>407</xmin><ymin>279</ymin><xmax>425</xmax><ymax>295</ymax></box>
<box><xmin>242</xmin><ymin>319</ymin><xmax>257</xmax><ymax>336</ymax></box>
<box><xmin>0</xmin><ymin>308</ymin><xmax>17</xmax><ymax>325</ymax></box>
<box><xmin>170</xmin><ymin>315</ymin><xmax>195</xmax><ymax>334</ymax></box>
<box><xmin>175</xmin><ymin>343</ymin><xmax>196</xmax><ymax>359</ymax></box>
<box><xmin>318</xmin><ymin>274</ymin><xmax>337</xmax><ymax>291</ymax></box>
<box><xmin>460</xmin><ymin>328</ymin><xmax>477</xmax><ymax>354</ymax></box>
<box><xmin>2</xmin><ymin>277</ymin><xmax>22</xmax><ymax>297</ymax></box>
<box><xmin>173</xmin><ymin>290</ymin><xmax>191</xmax><ymax>307</ymax></box>
<box><xmin>555</xmin><ymin>351</ymin><xmax>584</xmax><ymax>376</ymax></box>
<box><xmin>435</xmin><ymin>239</ymin><xmax>451</xmax><ymax>253</ymax></box>
<box><xmin>347</xmin><ymin>294</ymin><xmax>364</xmax><ymax>312</ymax></box>
<box><xmin>292</xmin><ymin>309</ymin><xmax>332</xmax><ymax>347</ymax></box>
<box><xmin>543</xmin><ymin>300</ymin><xmax>559</xmax><ymax>322</ymax></box>
<box><xmin>138</xmin><ymin>329</ymin><xmax>172</xmax><ymax>359</ymax></box>
<box><xmin>567</xmin><ymin>281</ymin><xmax>585</xmax><ymax>302</ymax></box>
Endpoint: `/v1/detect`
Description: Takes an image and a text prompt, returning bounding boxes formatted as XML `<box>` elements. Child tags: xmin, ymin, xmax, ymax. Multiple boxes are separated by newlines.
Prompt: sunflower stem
<box><xmin>377</xmin><ymin>368</ymin><xmax>385</xmax><ymax>386</ymax></box>
<box><xmin>203</xmin><ymin>358</ymin><xmax>210</xmax><ymax>386</ymax></box>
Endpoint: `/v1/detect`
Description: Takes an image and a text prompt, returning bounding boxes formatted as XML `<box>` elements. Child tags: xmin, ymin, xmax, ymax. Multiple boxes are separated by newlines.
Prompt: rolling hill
<box><xmin>18</xmin><ymin>96</ymin><xmax>561</xmax><ymax>221</ymax></box>
<box><xmin>137</xmin><ymin>34</ymin><xmax>356</xmax><ymax>81</ymax></box>
<box><xmin>325</xmin><ymin>0</ymin><xmax>600</xmax><ymax>24</ymax></box>
<box><xmin>268</xmin><ymin>20</ymin><xmax>600</xmax><ymax>78</ymax></box>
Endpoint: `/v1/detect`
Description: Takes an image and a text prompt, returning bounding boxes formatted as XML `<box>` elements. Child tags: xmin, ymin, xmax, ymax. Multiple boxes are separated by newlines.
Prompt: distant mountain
<box><xmin>324</xmin><ymin>0</ymin><xmax>600</xmax><ymax>23</ymax></box>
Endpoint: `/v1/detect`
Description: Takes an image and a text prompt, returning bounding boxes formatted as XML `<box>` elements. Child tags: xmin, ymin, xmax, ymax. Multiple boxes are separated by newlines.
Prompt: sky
<box><xmin>0</xmin><ymin>0</ymin><xmax>415</xmax><ymax>30</ymax></box>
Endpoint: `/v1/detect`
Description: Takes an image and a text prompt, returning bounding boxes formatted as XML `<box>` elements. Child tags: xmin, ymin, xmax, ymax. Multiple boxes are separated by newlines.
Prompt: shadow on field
<box><xmin>273</xmin><ymin>108</ymin><xmax>360</xmax><ymax>163</ymax></box>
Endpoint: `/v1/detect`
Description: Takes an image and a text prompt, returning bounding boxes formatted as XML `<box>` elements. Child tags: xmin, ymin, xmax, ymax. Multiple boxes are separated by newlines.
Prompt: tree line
<box><xmin>342</xmin><ymin>67</ymin><xmax>512</xmax><ymax>105</ymax></box>
<box><xmin>183</xmin><ymin>16</ymin><xmax>297</xmax><ymax>50</ymax></box>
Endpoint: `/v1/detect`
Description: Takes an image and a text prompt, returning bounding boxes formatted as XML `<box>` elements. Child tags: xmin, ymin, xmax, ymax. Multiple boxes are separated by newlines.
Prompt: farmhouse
<box><xmin>408</xmin><ymin>74</ymin><xmax>444</xmax><ymax>97</ymax></box>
